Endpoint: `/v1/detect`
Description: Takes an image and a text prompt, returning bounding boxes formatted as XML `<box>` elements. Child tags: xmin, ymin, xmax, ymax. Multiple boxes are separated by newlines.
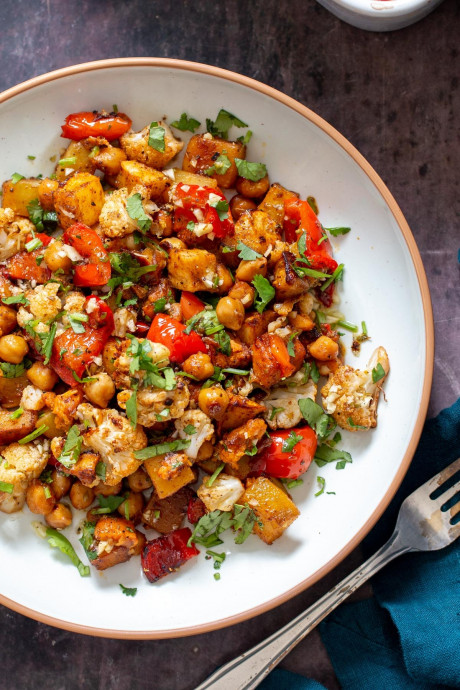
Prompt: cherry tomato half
<box><xmin>258</xmin><ymin>426</ymin><xmax>318</xmax><ymax>480</ymax></box>
<box><xmin>147</xmin><ymin>313</ymin><xmax>207</xmax><ymax>363</ymax></box>
<box><xmin>61</xmin><ymin>111</ymin><xmax>132</xmax><ymax>141</ymax></box>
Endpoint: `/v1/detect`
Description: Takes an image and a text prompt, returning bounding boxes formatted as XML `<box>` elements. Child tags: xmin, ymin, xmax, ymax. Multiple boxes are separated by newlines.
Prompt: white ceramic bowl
<box><xmin>0</xmin><ymin>59</ymin><xmax>433</xmax><ymax>638</ymax></box>
<box><xmin>316</xmin><ymin>0</ymin><xmax>445</xmax><ymax>31</ymax></box>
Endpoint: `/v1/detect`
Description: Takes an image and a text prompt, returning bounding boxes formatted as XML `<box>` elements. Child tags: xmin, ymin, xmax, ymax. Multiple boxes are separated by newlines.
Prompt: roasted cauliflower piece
<box><xmin>174</xmin><ymin>410</ymin><xmax>214</xmax><ymax>459</ymax></box>
<box><xmin>0</xmin><ymin>208</ymin><xmax>35</xmax><ymax>262</ymax></box>
<box><xmin>197</xmin><ymin>473</ymin><xmax>244</xmax><ymax>512</ymax></box>
<box><xmin>76</xmin><ymin>403</ymin><xmax>147</xmax><ymax>485</ymax></box>
<box><xmin>118</xmin><ymin>379</ymin><xmax>190</xmax><ymax>427</ymax></box>
<box><xmin>263</xmin><ymin>370</ymin><xmax>318</xmax><ymax>429</ymax></box>
<box><xmin>26</xmin><ymin>282</ymin><xmax>62</xmax><ymax>322</ymax></box>
<box><xmin>99</xmin><ymin>187</ymin><xmax>148</xmax><ymax>238</ymax></box>
<box><xmin>0</xmin><ymin>440</ymin><xmax>49</xmax><ymax>513</ymax></box>
<box><xmin>167</xmin><ymin>247</ymin><xmax>219</xmax><ymax>292</ymax></box>
<box><xmin>224</xmin><ymin>209</ymin><xmax>281</xmax><ymax>257</ymax></box>
<box><xmin>120</xmin><ymin>122</ymin><xmax>183</xmax><ymax>169</ymax></box>
<box><xmin>321</xmin><ymin>346</ymin><xmax>390</xmax><ymax>431</ymax></box>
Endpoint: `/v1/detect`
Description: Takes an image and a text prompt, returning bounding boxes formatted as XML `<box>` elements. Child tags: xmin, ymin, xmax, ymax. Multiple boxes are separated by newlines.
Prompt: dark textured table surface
<box><xmin>0</xmin><ymin>1</ymin><xmax>459</xmax><ymax>688</ymax></box>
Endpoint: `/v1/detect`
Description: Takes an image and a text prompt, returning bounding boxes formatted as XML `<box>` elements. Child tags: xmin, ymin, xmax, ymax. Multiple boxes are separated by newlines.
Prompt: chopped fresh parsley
<box><xmin>0</xmin><ymin>481</ymin><xmax>14</xmax><ymax>494</ymax></box>
<box><xmin>2</xmin><ymin>293</ymin><xmax>29</xmax><ymax>306</ymax></box>
<box><xmin>125</xmin><ymin>390</ymin><xmax>137</xmax><ymax>428</ymax></box>
<box><xmin>134</xmin><ymin>439</ymin><xmax>191</xmax><ymax>460</ymax></box>
<box><xmin>25</xmin><ymin>237</ymin><xmax>43</xmax><ymax>252</ymax></box>
<box><xmin>321</xmin><ymin>263</ymin><xmax>344</xmax><ymax>291</ymax></box>
<box><xmin>237</xmin><ymin>130</ymin><xmax>253</xmax><ymax>145</ymax></box>
<box><xmin>298</xmin><ymin>398</ymin><xmax>332</xmax><ymax>440</ymax></box>
<box><xmin>127</xmin><ymin>337</ymin><xmax>175</xmax><ymax>389</ymax></box>
<box><xmin>148</xmin><ymin>121</ymin><xmax>165</xmax><ymax>152</ymax></box>
<box><xmin>153</xmin><ymin>297</ymin><xmax>168</xmax><ymax>313</ymax></box>
<box><xmin>108</xmin><ymin>251</ymin><xmax>157</xmax><ymax>294</ymax></box>
<box><xmin>281</xmin><ymin>430</ymin><xmax>303</xmax><ymax>453</ymax></box>
<box><xmin>18</xmin><ymin>424</ymin><xmax>48</xmax><ymax>445</ymax></box>
<box><xmin>206</xmin><ymin>549</ymin><xmax>226</xmax><ymax>570</ymax></box>
<box><xmin>95</xmin><ymin>461</ymin><xmax>107</xmax><ymax>481</ymax></box>
<box><xmin>188</xmin><ymin>503</ymin><xmax>259</xmax><ymax>548</ymax></box>
<box><xmin>234</xmin><ymin>158</ymin><xmax>267</xmax><ymax>182</ymax></box>
<box><xmin>324</xmin><ymin>226</ymin><xmax>351</xmax><ymax>237</ymax></box>
<box><xmin>287</xmin><ymin>332</ymin><xmax>297</xmax><ymax>357</ymax></box>
<box><xmin>79</xmin><ymin>521</ymin><xmax>97</xmax><ymax>562</ymax></box>
<box><xmin>314</xmin><ymin>444</ymin><xmax>352</xmax><ymax>470</ymax></box>
<box><xmin>58</xmin><ymin>156</ymin><xmax>77</xmax><ymax>167</ymax></box>
<box><xmin>206</xmin><ymin>462</ymin><xmax>225</xmax><ymax>487</ymax></box>
<box><xmin>68</xmin><ymin>312</ymin><xmax>88</xmax><ymax>334</ymax></box>
<box><xmin>170</xmin><ymin>112</ymin><xmax>201</xmax><ymax>132</ymax></box>
<box><xmin>347</xmin><ymin>417</ymin><xmax>368</xmax><ymax>430</ymax></box>
<box><xmin>119</xmin><ymin>584</ymin><xmax>137</xmax><ymax>597</ymax></box>
<box><xmin>0</xmin><ymin>361</ymin><xmax>30</xmax><ymax>378</ymax></box>
<box><xmin>209</xmin><ymin>197</ymin><xmax>230</xmax><ymax>221</ymax></box>
<box><xmin>252</xmin><ymin>274</ymin><xmax>275</xmax><ymax>313</ymax></box>
<box><xmin>93</xmin><ymin>494</ymin><xmax>126</xmax><ymax>515</ymax></box>
<box><xmin>11</xmin><ymin>173</ymin><xmax>25</xmax><ymax>184</ymax></box>
<box><xmin>126</xmin><ymin>193</ymin><xmax>152</xmax><ymax>234</ymax></box>
<box><xmin>43</xmin><ymin>527</ymin><xmax>90</xmax><ymax>577</ymax></box>
<box><xmin>27</xmin><ymin>155</ymin><xmax>36</xmax><ymax>160</ymax></box>
<box><xmin>372</xmin><ymin>362</ymin><xmax>386</xmax><ymax>383</ymax></box>
<box><xmin>71</xmin><ymin>371</ymin><xmax>96</xmax><ymax>384</ymax></box>
<box><xmin>284</xmin><ymin>478</ymin><xmax>304</xmax><ymax>489</ymax></box>
<box><xmin>57</xmin><ymin>425</ymin><xmax>82</xmax><ymax>468</ymax></box>
<box><xmin>315</xmin><ymin>476</ymin><xmax>326</xmax><ymax>496</ymax></box>
<box><xmin>236</xmin><ymin>241</ymin><xmax>262</xmax><ymax>261</ymax></box>
<box><xmin>183</xmin><ymin>424</ymin><xmax>197</xmax><ymax>435</ymax></box>
<box><xmin>206</xmin><ymin>109</ymin><xmax>248</xmax><ymax>139</ymax></box>
<box><xmin>269</xmin><ymin>406</ymin><xmax>285</xmax><ymax>421</ymax></box>
<box><xmin>42</xmin><ymin>322</ymin><xmax>57</xmax><ymax>365</ymax></box>
<box><xmin>26</xmin><ymin>198</ymin><xmax>58</xmax><ymax>232</ymax></box>
<box><xmin>205</xmin><ymin>154</ymin><xmax>231</xmax><ymax>177</ymax></box>
<box><xmin>214</xmin><ymin>329</ymin><xmax>231</xmax><ymax>356</ymax></box>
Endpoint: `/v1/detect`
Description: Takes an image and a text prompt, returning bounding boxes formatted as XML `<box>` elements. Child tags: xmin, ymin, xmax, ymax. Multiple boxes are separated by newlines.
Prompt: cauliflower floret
<box><xmin>113</xmin><ymin>307</ymin><xmax>137</xmax><ymax>337</ymax></box>
<box><xmin>0</xmin><ymin>440</ymin><xmax>49</xmax><ymax>513</ymax></box>
<box><xmin>117</xmin><ymin>379</ymin><xmax>190</xmax><ymax>426</ymax></box>
<box><xmin>26</xmin><ymin>282</ymin><xmax>61</xmax><ymax>322</ymax></box>
<box><xmin>120</xmin><ymin>122</ymin><xmax>184</xmax><ymax>169</ymax></box>
<box><xmin>20</xmin><ymin>385</ymin><xmax>45</xmax><ymax>411</ymax></box>
<box><xmin>63</xmin><ymin>290</ymin><xmax>86</xmax><ymax>314</ymax></box>
<box><xmin>321</xmin><ymin>346</ymin><xmax>390</xmax><ymax>431</ymax></box>
<box><xmin>174</xmin><ymin>410</ymin><xmax>214</xmax><ymax>459</ymax></box>
<box><xmin>76</xmin><ymin>403</ymin><xmax>147</xmax><ymax>485</ymax></box>
<box><xmin>263</xmin><ymin>370</ymin><xmax>318</xmax><ymax>429</ymax></box>
<box><xmin>0</xmin><ymin>208</ymin><xmax>35</xmax><ymax>262</ymax></box>
<box><xmin>198</xmin><ymin>473</ymin><xmax>245</xmax><ymax>512</ymax></box>
<box><xmin>99</xmin><ymin>187</ymin><xmax>150</xmax><ymax>238</ymax></box>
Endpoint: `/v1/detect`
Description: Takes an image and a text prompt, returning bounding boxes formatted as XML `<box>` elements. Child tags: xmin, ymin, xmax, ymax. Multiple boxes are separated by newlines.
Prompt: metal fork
<box><xmin>196</xmin><ymin>458</ymin><xmax>460</xmax><ymax>690</ymax></box>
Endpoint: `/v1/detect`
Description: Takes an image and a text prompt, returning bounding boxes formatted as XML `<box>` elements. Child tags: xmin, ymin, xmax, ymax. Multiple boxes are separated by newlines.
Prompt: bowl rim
<box><xmin>0</xmin><ymin>57</ymin><xmax>434</xmax><ymax>639</ymax></box>
<box><xmin>325</xmin><ymin>0</ymin><xmax>441</xmax><ymax>19</ymax></box>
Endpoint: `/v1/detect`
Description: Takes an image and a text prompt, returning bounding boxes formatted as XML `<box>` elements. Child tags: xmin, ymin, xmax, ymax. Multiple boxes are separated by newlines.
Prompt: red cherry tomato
<box><xmin>63</xmin><ymin>223</ymin><xmax>111</xmax><ymax>287</ymax></box>
<box><xmin>61</xmin><ymin>111</ymin><xmax>132</xmax><ymax>141</ymax></box>
<box><xmin>50</xmin><ymin>296</ymin><xmax>114</xmax><ymax>386</ymax></box>
<box><xmin>147</xmin><ymin>313</ymin><xmax>207</xmax><ymax>363</ymax></box>
<box><xmin>172</xmin><ymin>183</ymin><xmax>234</xmax><ymax>239</ymax></box>
<box><xmin>284</xmin><ymin>198</ymin><xmax>338</xmax><ymax>275</ymax></box>
<box><xmin>180</xmin><ymin>292</ymin><xmax>205</xmax><ymax>321</ymax></box>
<box><xmin>258</xmin><ymin>427</ymin><xmax>318</xmax><ymax>480</ymax></box>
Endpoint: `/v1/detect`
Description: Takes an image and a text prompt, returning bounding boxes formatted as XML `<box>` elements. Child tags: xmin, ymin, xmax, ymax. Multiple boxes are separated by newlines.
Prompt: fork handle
<box><xmin>196</xmin><ymin>531</ymin><xmax>413</xmax><ymax>690</ymax></box>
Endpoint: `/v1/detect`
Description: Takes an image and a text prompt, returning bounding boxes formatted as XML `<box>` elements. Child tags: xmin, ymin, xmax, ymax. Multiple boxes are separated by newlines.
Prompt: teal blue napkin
<box><xmin>263</xmin><ymin>398</ymin><xmax>460</xmax><ymax>690</ymax></box>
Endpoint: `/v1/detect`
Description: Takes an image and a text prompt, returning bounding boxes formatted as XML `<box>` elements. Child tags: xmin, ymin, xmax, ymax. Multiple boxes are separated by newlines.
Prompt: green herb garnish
<box><xmin>234</xmin><ymin>158</ymin><xmax>267</xmax><ymax>182</ymax></box>
<box><xmin>170</xmin><ymin>112</ymin><xmax>201</xmax><ymax>132</ymax></box>
<box><xmin>148</xmin><ymin>121</ymin><xmax>166</xmax><ymax>152</ymax></box>
<box><xmin>252</xmin><ymin>274</ymin><xmax>275</xmax><ymax>313</ymax></box>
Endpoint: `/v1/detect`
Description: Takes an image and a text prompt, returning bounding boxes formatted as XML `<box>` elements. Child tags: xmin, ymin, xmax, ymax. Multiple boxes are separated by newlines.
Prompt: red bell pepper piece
<box><xmin>141</xmin><ymin>528</ymin><xmax>200</xmax><ymax>583</ymax></box>
<box><xmin>61</xmin><ymin>111</ymin><xmax>132</xmax><ymax>141</ymax></box>
<box><xmin>147</xmin><ymin>313</ymin><xmax>207</xmax><ymax>363</ymax></box>
<box><xmin>63</xmin><ymin>223</ymin><xmax>111</xmax><ymax>287</ymax></box>
<box><xmin>180</xmin><ymin>291</ymin><xmax>205</xmax><ymax>321</ymax></box>
<box><xmin>284</xmin><ymin>198</ymin><xmax>338</xmax><ymax>275</ymax></box>
<box><xmin>187</xmin><ymin>496</ymin><xmax>206</xmax><ymax>525</ymax></box>
<box><xmin>50</xmin><ymin>296</ymin><xmax>114</xmax><ymax>386</ymax></box>
<box><xmin>5</xmin><ymin>249</ymin><xmax>51</xmax><ymax>284</ymax></box>
<box><xmin>257</xmin><ymin>426</ymin><xmax>318</xmax><ymax>480</ymax></box>
<box><xmin>25</xmin><ymin>233</ymin><xmax>53</xmax><ymax>247</ymax></box>
<box><xmin>172</xmin><ymin>183</ymin><xmax>234</xmax><ymax>239</ymax></box>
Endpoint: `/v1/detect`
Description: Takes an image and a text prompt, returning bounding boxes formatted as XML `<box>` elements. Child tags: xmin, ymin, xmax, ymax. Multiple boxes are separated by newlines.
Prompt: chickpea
<box><xmin>236</xmin><ymin>175</ymin><xmax>270</xmax><ymax>199</ymax></box>
<box><xmin>159</xmin><ymin>237</ymin><xmax>186</xmax><ymax>252</ymax></box>
<box><xmin>308</xmin><ymin>335</ymin><xmax>339</xmax><ymax>361</ymax></box>
<box><xmin>0</xmin><ymin>334</ymin><xmax>28</xmax><ymax>364</ymax></box>
<box><xmin>229</xmin><ymin>194</ymin><xmax>257</xmax><ymax>220</ymax></box>
<box><xmin>27</xmin><ymin>362</ymin><xmax>58</xmax><ymax>391</ymax></box>
<box><xmin>70</xmin><ymin>482</ymin><xmax>95</xmax><ymax>510</ymax></box>
<box><xmin>198</xmin><ymin>385</ymin><xmax>229</xmax><ymax>421</ymax></box>
<box><xmin>45</xmin><ymin>503</ymin><xmax>72</xmax><ymax>530</ymax></box>
<box><xmin>93</xmin><ymin>481</ymin><xmax>123</xmax><ymax>497</ymax></box>
<box><xmin>50</xmin><ymin>469</ymin><xmax>71</xmax><ymax>500</ymax></box>
<box><xmin>287</xmin><ymin>312</ymin><xmax>316</xmax><ymax>331</ymax></box>
<box><xmin>128</xmin><ymin>467</ymin><xmax>152</xmax><ymax>493</ymax></box>
<box><xmin>216</xmin><ymin>263</ymin><xmax>234</xmax><ymax>294</ymax></box>
<box><xmin>182</xmin><ymin>352</ymin><xmax>214</xmax><ymax>381</ymax></box>
<box><xmin>216</xmin><ymin>296</ymin><xmax>245</xmax><ymax>331</ymax></box>
<box><xmin>43</xmin><ymin>240</ymin><xmax>72</xmax><ymax>273</ymax></box>
<box><xmin>38</xmin><ymin>177</ymin><xmax>59</xmax><ymax>211</ymax></box>
<box><xmin>117</xmin><ymin>491</ymin><xmax>144</xmax><ymax>524</ymax></box>
<box><xmin>228</xmin><ymin>281</ymin><xmax>255</xmax><ymax>308</ymax></box>
<box><xmin>84</xmin><ymin>372</ymin><xmax>115</xmax><ymax>408</ymax></box>
<box><xmin>196</xmin><ymin>440</ymin><xmax>214</xmax><ymax>461</ymax></box>
<box><xmin>0</xmin><ymin>305</ymin><xmax>17</xmax><ymax>337</ymax></box>
<box><xmin>26</xmin><ymin>480</ymin><xmax>55</xmax><ymax>515</ymax></box>
<box><xmin>235</xmin><ymin>257</ymin><xmax>267</xmax><ymax>283</ymax></box>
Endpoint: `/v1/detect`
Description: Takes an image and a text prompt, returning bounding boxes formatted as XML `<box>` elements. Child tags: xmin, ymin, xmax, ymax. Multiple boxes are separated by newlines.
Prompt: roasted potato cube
<box><xmin>0</xmin><ymin>408</ymin><xmax>37</xmax><ymax>445</ymax></box>
<box><xmin>167</xmin><ymin>247</ymin><xmax>218</xmax><ymax>292</ymax></box>
<box><xmin>258</xmin><ymin>183</ymin><xmax>299</xmax><ymax>226</ymax></box>
<box><xmin>55</xmin><ymin>141</ymin><xmax>94</xmax><ymax>181</ymax></box>
<box><xmin>142</xmin><ymin>486</ymin><xmax>193</xmax><ymax>533</ymax></box>
<box><xmin>2</xmin><ymin>178</ymin><xmax>41</xmax><ymax>216</ymax></box>
<box><xmin>237</xmin><ymin>310</ymin><xmax>277</xmax><ymax>346</ymax></box>
<box><xmin>243</xmin><ymin>476</ymin><xmax>300</xmax><ymax>544</ymax></box>
<box><xmin>220</xmin><ymin>393</ymin><xmax>266</xmax><ymax>431</ymax></box>
<box><xmin>182</xmin><ymin>134</ymin><xmax>245</xmax><ymax>188</ymax></box>
<box><xmin>37</xmin><ymin>178</ymin><xmax>59</xmax><ymax>211</ymax></box>
<box><xmin>252</xmin><ymin>333</ymin><xmax>296</xmax><ymax>389</ymax></box>
<box><xmin>170</xmin><ymin>168</ymin><xmax>218</xmax><ymax>189</ymax></box>
<box><xmin>120</xmin><ymin>122</ymin><xmax>183</xmax><ymax>169</ymax></box>
<box><xmin>115</xmin><ymin>160</ymin><xmax>170</xmax><ymax>199</ymax></box>
<box><xmin>144</xmin><ymin>454</ymin><xmax>196</xmax><ymax>499</ymax></box>
<box><xmin>273</xmin><ymin>251</ymin><xmax>310</xmax><ymax>300</ymax></box>
<box><xmin>54</xmin><ymin>172</ymin><xmax>105</xmax><ymax>229</ymax></box>
<box><xmin>91</xmin><ymin>145</ymin><xmax>127</xmax><ymax>177</ymax></box>
<box><xmin>224</xmin><ymin>210</ymin><xmax>281</xmax><ymax>257</ymax></box>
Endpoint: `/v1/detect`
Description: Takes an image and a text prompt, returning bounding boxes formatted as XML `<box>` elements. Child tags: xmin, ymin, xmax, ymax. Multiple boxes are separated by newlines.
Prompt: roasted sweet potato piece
<box><xmin>220</xmin><ymin>393</ymin><xmax>266</xmax><ymax>432</ymax></box>
<box><xmin>243</xmin><ymin>476</ymin><xmax>300</xmax><ymax>544</ymax></box>
<box><xmin>252</xmin><ymin>333</ymin><xmax>296</xmax><ymax>389</ymax></box>
<box><xmin>182</xmin><ymin>134</ymin><xmax>245</xmax><ymax>188</ymax></box>
<box><xmin>91</xmin><ymin>546</ymin><xmax>131</xmax><ymax>571</ymax></box>
<box><xmin>214</xmin><ymin>418</ymin><xmax>267</xmax><ymax>469</ymax></box>
<box><xmin>142</xmin><ymin>486</ymin><xmax>194</xmax><ymax>534</ymax></box>
<box><xmin>224</xmin><ymin>210</ymin><xmax>281</xmax><ymax>257</ymax></box>
<box><xmin>258</xmin><ymin>183</ymin><xmax>298</xmax><ymax>226</ymax></box>
<box><xmin>205</xmin><ymin>336</ymin><xmax>251</xmax><ymax>369</ymax></box>
<box><xmin>94</xmin><ymin>515</ymin><xmax>138</xmax><ymax>548</ymax></box>
<box><xmin>144</xmin><ymin>453</ymin><xmax>196</xmax><ymax>499</ymax></box>
<box><xmin>2</xmin><ymin>178</ymin><xmax>41</xmax><ymax>216</ymax></box>
<box><xmin>237</xmin><ymin>310</ymin><xmax>277</xmax><ymax>346</ymax></box>
<box><xmin>167</xmin><ymin>247</ymin><xmax>218</xmax><ymax>292</ymax></box>
<box><xmin>272</xmin><ymin>252</ymin><xmax>310</xmax><ymax>300</ymax></box>
<box><xmin>142</xmin><ymin>279</ymin><xmax>173</xmax><ymax>321</ymax></box>
<box><xmin>0</xmin><ymin>408</ymin><xmax>37</xmax><ymax>445</ymax></box>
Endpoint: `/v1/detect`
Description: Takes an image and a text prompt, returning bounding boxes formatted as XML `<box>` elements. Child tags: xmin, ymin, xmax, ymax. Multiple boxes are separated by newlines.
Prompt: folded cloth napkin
<box><xmin>262</xmin><ymin>398</ymin><xmax>460</xmax><ymax>690</ymax></box>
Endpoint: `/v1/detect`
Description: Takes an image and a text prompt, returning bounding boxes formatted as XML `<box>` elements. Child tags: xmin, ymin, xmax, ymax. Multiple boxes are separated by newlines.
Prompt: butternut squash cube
<box><xmin>243</xmin><ymin>476</ymin><xmax>300</xmax><ymax>544</ymax></box>
<box><xmin>144</xmin><ymin>454</ymin><xmax>195</xmax><ymax>499</ymax></box>
<box><xmin>2</xmin><ymin>178</ymin><xmax>41</xmax><ymax>216</ymax></box>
